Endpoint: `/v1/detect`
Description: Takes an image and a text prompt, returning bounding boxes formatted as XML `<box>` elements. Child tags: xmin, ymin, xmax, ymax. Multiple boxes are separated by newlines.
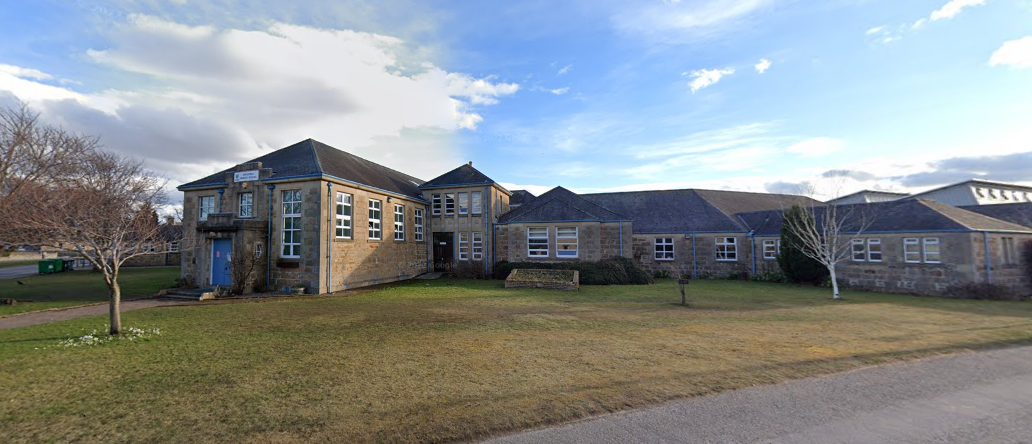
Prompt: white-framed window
<box><xmin>254</xmin><ymin>243</ymin><xmax>263</xmax><ymax>259</ymax></box>
<box><xmin>655</xmin><ymin>237</ymin><xmax>674</xmax><ymax>261</ymax></box>
<box><xmin>335</xmin><ymin>192</ymin><xmax>352</xmax><ymax>239</ymax></box>
<box><xmin>472</xmin><ymin>232</ymin><xmax>483</xmax><ymax>261</ymax></box>
<box><xmin>368</xmin><ymin>199</ymin><xmax>382</xmax><ymax>240</ymax></box>
<box><xmin>394</xmin><ymin>204</ymin><xmax>405</xmax><ymax>241</ymax></box>
<box><xmin>528</xmin><ymin>227</ymin><xmax>549</xmax><ymax>257</ymax></box>
<box><xmin>556</xmin><ymin>226</ymin><xmax>578</xmax><ymax>258</ymax></box>
<box><xmin>281</xmin><ymin>190</ymin><xmax>302</xmax><ymax>258</ymax></box>
<box><xmin>458</xmin><ymin>192</ymin><xmax>469</xmax><ymax>215</ymax></box>
<box><xmin>715</xmin><ymin>237</ymin><xmax>737</xmax><ymax>261</ymax></box>
<box><xmin>923</xmin><ymin>237</ymin><xmax>940</xmax><ymax>263</ymax></box>
<box><xmin>432</xmin><ymin>194</ymin><xmax>442</xmax><ymax>215</ymax></box>
<box><xmin>458</xmin><ymin>232</ymin><xmax>469</xmax><ymax>261</ymax></box>
<box><xmin>238</xmin><ymin>192</ymin><xmax>253</xmax><ymax>218</ymax></box>
<box><xmin>762</xmin><ymin>239</ymin><xmax>780</xmax><ymax>260</ymax></box>
<box><xmin>414</xmin><ymin>209</ymin><xmax>424</xmax><ymax>242</ymax></box>
<box><xmin>1003</xmin><ymin>237</ymin><xmax>1017</xmax><ymax>265</ymax></box>
<box><xmin>904</xmin><ymin>238</ymin><xmax>921</xmax><ymax>263</ymax></box>
<box><xmin>852</xmin><ymin>238</ymin><xmax>866</xmax><ymax>262</ymax></box>
<box><xmin>167</xmin><ymin>242</ymin><xmax>180</xmax><ymax>253</ymax></box>
<box><xmin>867</xmin><ymin>238</ymin><xmax>882</xmax><ymax>262</ymax></box>
<box><xmin>445</xmin><ymin>193</ymin><xmax>455</xmax><ymax>215</ymax></box>
<box><xmin>472</xmin><ymin>191</ymin><xmax>483</xmax><ymax>215</ymax></box>
<box><xmin>198</xmin><ymin>195</ymin><xmax>215</xmax><ymax>221</ymax></box>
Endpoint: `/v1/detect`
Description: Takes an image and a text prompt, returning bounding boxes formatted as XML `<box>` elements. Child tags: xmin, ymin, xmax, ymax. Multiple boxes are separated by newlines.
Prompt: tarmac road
<box><xmin>0</xmin><ymin>265</ymin><xmax>38</xmax><ymax>280</ymax></box>
<box><xmin>482</xmin><ymin>345</ymin><xmax>1032</xmax><ymax>444</ymax></box>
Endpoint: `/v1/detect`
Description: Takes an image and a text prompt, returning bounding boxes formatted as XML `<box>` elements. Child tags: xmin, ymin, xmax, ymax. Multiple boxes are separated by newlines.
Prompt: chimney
<box><xmin>468</xmin><ymin>161</ymin><xmax>473</xmax><ymax>167</ymax></box>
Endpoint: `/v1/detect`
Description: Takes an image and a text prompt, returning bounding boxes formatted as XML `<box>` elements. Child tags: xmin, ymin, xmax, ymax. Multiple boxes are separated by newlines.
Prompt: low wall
<box><xmin>504</xmin><ymin>269</ymin><xmax>579</xmax><ymax>291</ymax></box>
<box><xmin>124</xmin><ymin>252</ymin><xmax>182</xmax><ymax>267</ymax></box>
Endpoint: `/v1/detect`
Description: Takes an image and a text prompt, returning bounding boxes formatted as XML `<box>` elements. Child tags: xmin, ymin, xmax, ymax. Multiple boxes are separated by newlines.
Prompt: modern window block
<box><xmin>432</xmin><ymin>194</ymin><xmax>442</xmax><ymax>215</ymax></box>
<box><xmin>528</xmin><ymin>227</ymin><xmax>549</xmax><ymax>257</ymax></box>
<box><xmin>368</xmin><ymin>199</ymin><xmax>382</xmax><ymax>240</ymax></box>
<box><xmin>335</xmin><ymin>192</ymin><xmax>352</xmax><ymax>239</ymax></box>
<box><xmin>238</xmin><ymin>192</ymin><xmax>253</xmax><ymax>218</ymax></box>
<box><xmin>904</xmin><ymin>237</ymin><xmax>940</xmax><ymax>264</ymax></box>
<box><xmin>852</xmin><ymin>238</ymin><xmax>882</xmax><ymax>262</ymax></box>
<box><xmin>281</xmin><ymin>190</ymin><xmax>302</xmax><ymax>258</ymax></box>
<box><xmin>655</xmin><ymin>237</ymin><xmax>674</xmax><ymax>261</ymax></box>
<box><xmin>445</xmin><ymin>193</ymin><xmax>455</xmax><ymax>215</ymax></box>
<box><xmin>556</xmin><ymin>226</ymin><xmax>578</xmax><ymax>258</ymax></box>
<box><xmin>394</xmin><ymin>204</ymin><xmax>405</xmax><ymax>241</ymax></box>
<box><xmin>715</xmin><ymin>237</ymin><xmax>737</xmax><ymax>261</ymax></box>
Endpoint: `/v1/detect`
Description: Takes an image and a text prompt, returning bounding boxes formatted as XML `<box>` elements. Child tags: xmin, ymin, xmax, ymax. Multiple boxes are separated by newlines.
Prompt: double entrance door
<box><xmin>432</xmin><ymin>233</ymin><xmax>454</xmax><ymax>272</ymax></box>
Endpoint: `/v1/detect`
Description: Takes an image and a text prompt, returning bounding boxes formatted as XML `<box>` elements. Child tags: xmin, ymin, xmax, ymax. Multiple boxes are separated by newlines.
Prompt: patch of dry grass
<box><xmin>1</xmin><ymin>279</ymin><xmax>1030</xmax><ymax>443</ymax></box>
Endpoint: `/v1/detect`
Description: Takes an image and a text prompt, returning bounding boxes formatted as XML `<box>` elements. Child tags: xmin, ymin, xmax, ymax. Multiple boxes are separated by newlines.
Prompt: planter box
<box><xmin>504</xmin><ymin>269</ymin><xmax>579</xmax><ymax>291</ymax></box>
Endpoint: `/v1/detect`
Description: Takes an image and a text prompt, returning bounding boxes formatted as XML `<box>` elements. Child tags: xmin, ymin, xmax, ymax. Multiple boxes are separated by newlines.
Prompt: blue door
<box><xmin>211</xmin><ymin>239</ymin><xmax>232</xmax><ymax>286</ymax></box>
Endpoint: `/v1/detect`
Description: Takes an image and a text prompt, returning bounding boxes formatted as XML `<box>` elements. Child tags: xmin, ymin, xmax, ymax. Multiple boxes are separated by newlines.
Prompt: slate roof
<box><xmin>498</xmin><ymin>187</ymin><xmax>628</xmax><ymax>223</ymax></box>
<box><xmin>579</xmin><ymin>189</ymin><xmax>820</xmax><ymax>233</ymax></box>
<box><xmin>177</xmin><ymin>139</ymin><xmax>426</xmax><ymax>200</ymax></box>
<box><xmin>737</xmin><ymin>199</ymin><xmax>1032</xmax><ymax>236</ymax></box>
<box><xmin>826</xmin><ymin>189</ymin><xmax>908</xmax><ymax>204</ymax></box>
<box><xmin>960</xmin><ymin>203</ymin><xmax>1032</xmax><ymax>228</ymax></box>
<box><xmin>508</xmin><ymin>190</ymin><xmax>536</xmax><ymax>207</ymax></box>
<box><xmin>420</xmin><ymin>163</ymin><xmax>499</xmax><ymax>190</ymax></box>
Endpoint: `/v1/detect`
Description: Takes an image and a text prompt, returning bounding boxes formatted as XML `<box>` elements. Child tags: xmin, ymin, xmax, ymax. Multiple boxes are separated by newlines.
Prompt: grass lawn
<box><xmin>0</xmin><ymin>267</ymin><xmax>181</xmax><ymax>316</ymax></box>
<box><xmin>1</xmin><ymin>278</ymin><xmax>1030</xmax><ymax>443</ymax></box>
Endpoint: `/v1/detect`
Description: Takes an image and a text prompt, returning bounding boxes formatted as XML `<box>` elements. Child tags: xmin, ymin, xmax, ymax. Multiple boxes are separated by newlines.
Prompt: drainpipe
<box><xmin>266</xmin><ymin>184</ymin><xmax>275</xmax><ymax>291</ymax></box>
<box><xmin>326</xmin><ymin>182</ymin><xmax>333</xmax><ymax>294</ymax></box>
<box><xmin>983</xmin><ymin>231</ymin><xmax>993</xmax><ymax>283</ymax></box>
<box><xmin>691</xmin><ymin>232</ymin><xmax>698</xmax><ymax>279</ymax></box>
<box><xmin>426</xmin><ymin>204</ymin><xmax>432</xmax><ymax>273</ymax></box>
<box><xmin>483</xmin><ymin>185</ymin><xmax>490</xmax><ymax>276</ymax></box>
<box><xmin>217</xmin><ymin>188</ymin><xmax>225</xmax><ymax>213</ymax></box>
<box><xmin>749</xmin><ymin>231</ymin><xmax>757</xmax><ymax>276</ymax></box>
<box><xmin>619</xmin><ymin>221</ymin><xmax>624</xmax><ymax>257</ymax></box>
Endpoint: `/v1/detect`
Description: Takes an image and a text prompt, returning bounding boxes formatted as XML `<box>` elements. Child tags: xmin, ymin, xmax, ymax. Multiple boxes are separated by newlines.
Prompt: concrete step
<box><xmin>161</xmin><ymin>288</ymin><xmax>218</xmax><ymax>301</ymax></box>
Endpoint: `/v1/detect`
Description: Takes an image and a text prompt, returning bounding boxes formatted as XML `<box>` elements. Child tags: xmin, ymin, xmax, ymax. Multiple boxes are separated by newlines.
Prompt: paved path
<box><xmin>0</xmin><ymin>265</ymin><xmax>38</xmax><ymax>280</ymax></box>
<box><xmin>483</xmin><ymin>345</ymin><xmax>1032</xmax><ymax>444</ymax></box>
<box><xmin>0</xmin><ymin>299</ymin><xmax>192</xmax><ymax>331</ymax></box>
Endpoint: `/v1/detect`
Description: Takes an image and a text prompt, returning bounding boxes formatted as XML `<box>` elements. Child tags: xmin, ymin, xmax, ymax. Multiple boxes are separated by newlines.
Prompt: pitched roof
<box><xmin>508</xmin><ymin>190</ymin><xmax>536</xmax><ymax>207</ymax></box>
<box><xmin>737</xmin><ymin>199</ymin><xmax>1032</xmax><ymax>236</ymax></box>
<box><xmin>580</xmin><ymin>189</ymin><xmax>820</xmax><ymax>233</ymax></box>
<box><xmin>420</xmin><ymin>163</ymin><xmax>500</xmax><ymax>190</ymax></box>
<box><xmin>960</xmin><ymin>203</ymin><xmax>1032</xmax><ymax>228</ymax></box>
<box><xmin>177</xmin><ymin>139</ymin><xmax>425</xmax><ymax>200</ymax></box>
<box><xmin>907</xmin><ymin>178</ymin><xmax>1032</xmax><ymax>200</ymax></box>
<box><xmin>498</xmin><ymin>187</ymin><xmax>627</xmax><ymax>223</ymax></box>
<box><xmin>826</xmin><ymin>189</ymin><xmax>908</xmax><ymax>204</ymax></box>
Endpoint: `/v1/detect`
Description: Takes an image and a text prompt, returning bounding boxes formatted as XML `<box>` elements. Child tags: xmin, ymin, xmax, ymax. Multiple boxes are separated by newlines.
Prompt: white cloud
<box><xmin>550</xmin><ymin>87</ymin><xmax>570</xmax><ymax>95</ymax></box>
<box><xmin>785</xmin><ymin>137</ymin><xmax>844</xmax><ymax>157</ymax></box>
<box><xmin>754</xmin><ymin>58</ymin><xmax>771</xmax><ymax>74</ymax></box>
<box><xmin>0</xmin><ymin>64</ymin><xmax>54</xmax><ymax>81</ymax></box>
<box><xmin>989</xmin><ymin>36</ymin><xmax>1032</xmax><ymax>69</ymax></box>
<box><xmin>557</xmin><ymin>64</ymin><xmax>572</xmax><ymax>76</ymax></box>
<box><xmin>911</xmin><ymin>18</ymin><xmax>927</xmax><ymax>30</ymax></box>
<box><xmin>613</xmin><ymin>0</ymin><xmax>773</xmax><ymax>44</ymax></box>
<box><xmin>684</xmin><ymin>67</ymin><xmax>735</xmax><ymax>93</ymax></box>
<box><xmin>930</xmin><ymin>0</ymin><xmax>987</xmax><ymax>21</ymax></box>
<box><xmin>865</xmin><ymin>26</ymin><xmax>885</xmax><ymax>35</ymax></box>
<box><xmin>0</xmin><ymin>15</ymin><xmax>520</xmax><ymax>184</ymax></box>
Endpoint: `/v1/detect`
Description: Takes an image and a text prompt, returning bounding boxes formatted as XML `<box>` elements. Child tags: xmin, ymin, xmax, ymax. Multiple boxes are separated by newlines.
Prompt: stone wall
<box><xmin>633</xmin><ymin>233</ymin><xmax>753</xmax><ymax>279</ymax></box>
<box><xmin>495</xmin><ymin>221</ymin><xmax>631</xmax><ymax>264</ymax></box>
<box><xmin>124</xmin><ymin>252</ymin><xmax>181</xmax><ymax>267</ymax></box>
<box><xmin>423</xmin><ymin>184</ymin><xmax>508</xmax><ymax>273</ymax></box>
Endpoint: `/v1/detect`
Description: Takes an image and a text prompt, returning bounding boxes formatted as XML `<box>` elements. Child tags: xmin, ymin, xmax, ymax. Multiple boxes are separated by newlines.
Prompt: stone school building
<box><xmin>178</xmin><ymin>139</ymin><xmax>1032</xmax><ymax>295</ymax></box>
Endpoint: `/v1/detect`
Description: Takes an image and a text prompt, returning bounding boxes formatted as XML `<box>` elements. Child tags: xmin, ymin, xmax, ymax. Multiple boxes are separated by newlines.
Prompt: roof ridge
<box><xmin>307</xmin><ymin>139</ymin><xmax>324</xmax><ymax>174</ymax></box>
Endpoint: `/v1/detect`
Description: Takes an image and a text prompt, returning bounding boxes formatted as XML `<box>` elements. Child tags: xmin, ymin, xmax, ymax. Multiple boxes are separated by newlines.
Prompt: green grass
<box><xmin>0</xmin><ymin>260</ymin><xmax>37</xmax><ymax>269</ymax></box>
<box><xmin>0</xmin><ymin>267</ymin><xmax>181</xmax><ymax>316</ymax></box>
<box><xmin>1</xmin><ymin>279</ymin><xmax>1030</xmax><ymax>443</ymax></box>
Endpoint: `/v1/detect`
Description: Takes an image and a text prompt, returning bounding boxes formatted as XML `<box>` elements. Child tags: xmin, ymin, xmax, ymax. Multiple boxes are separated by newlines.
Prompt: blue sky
<box><xmin>1</xmin><ymin>0</ymin><xmax>1030</xmax><ymax>202</ymax></box>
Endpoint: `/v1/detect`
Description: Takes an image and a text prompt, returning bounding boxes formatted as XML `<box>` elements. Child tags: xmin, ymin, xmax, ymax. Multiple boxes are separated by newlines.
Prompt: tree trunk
<box><xmin>829</xmin><ymin>265</ymin><xmax>840</xmax><ymax>300</ymax></box>
<box><xmin>108</xmin><ymin>276</ymin><xmax>122</xmax><ymax>335</ymax></box>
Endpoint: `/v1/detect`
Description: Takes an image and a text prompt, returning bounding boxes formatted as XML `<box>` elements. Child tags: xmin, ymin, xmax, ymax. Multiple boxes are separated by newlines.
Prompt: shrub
<box><xmin>943</xmin><ymin>282</ymin><xmax>1023</xmax><ymax>301</ymax></box>
<box><xmin>454</xmin><ymin>260</ymin><xmax>486</xmax><ymax>279</ymax></box>
<box><xmin>492</xmin><ymin>256</ymin><xmax>653</xmax><ymax>285</ymax></box>
<box><xmin>751</xmin><ymin>269</ymin><xmax>787</xmax><ymax>283</ymax></box>
<box><xmin>653</xmin><ymin>269</ymin><xmax>671</xmax><ymax>279</ymax></box>
<box><xmin>777</xmin><ymin>205</ymin><xmax>829</xmax><ymax>285</ymax></box>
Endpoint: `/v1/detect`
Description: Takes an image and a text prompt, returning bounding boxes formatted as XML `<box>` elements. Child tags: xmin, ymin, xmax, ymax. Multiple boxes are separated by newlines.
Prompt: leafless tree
<box><xmin>228</xmin><ymin>245</ymin><xmax>262</xmax><ymax>295</ymax></box>
<box><xmin>782</xmin><ymin>200</ymin><xmax>871</xmax><ymax>300</ymax></box>
<box><xmin>7</xmin><ymin>150</ymin><xmax>168</xmax><ymax>334</ymax></box>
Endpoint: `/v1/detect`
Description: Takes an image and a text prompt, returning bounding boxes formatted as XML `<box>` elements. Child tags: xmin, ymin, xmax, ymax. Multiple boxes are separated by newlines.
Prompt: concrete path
<box><xmin>0</xmin><ymin>299</ymin><xmax>192</xmax><ymax>331</ymax></box>
<box><xmin>483</xmin><ymin>345</ymin><xmax>1032</xmax><ymax>444</ymax></box>
<box><xmin>0</xmin><ymin>265</ymin><xmax>38</xmax><ymax>280</ymax></box>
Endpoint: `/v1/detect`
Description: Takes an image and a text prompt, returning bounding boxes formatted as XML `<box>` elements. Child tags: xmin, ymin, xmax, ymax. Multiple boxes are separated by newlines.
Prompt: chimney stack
<box><xmin>468</xmin><ymin>161</ymin><xmax>473</xmax><ymax>167</ymax></box>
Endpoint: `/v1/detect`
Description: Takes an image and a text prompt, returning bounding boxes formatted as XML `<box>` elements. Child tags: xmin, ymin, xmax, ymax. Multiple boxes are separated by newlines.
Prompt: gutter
<box><xmin>496</xmin><ymin>218</ymin><xmax>634</xmax><ymax>225</ymax></box>
<box><xmin>748</xmin><ymin>231</ymin><xmax>757</xmax><ymax>276</ymax></box>
<box><xmin>484</xmin><ymin>185</ymin><xmax>490</xmax><ymax>276</ymax></box>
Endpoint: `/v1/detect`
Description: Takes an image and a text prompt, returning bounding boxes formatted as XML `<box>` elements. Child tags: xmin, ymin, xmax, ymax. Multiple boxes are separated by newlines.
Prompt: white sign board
<box><xmin>234</xmin><ymin>170</ymin><xmax>260</xmax><ymax>182</ymax></box>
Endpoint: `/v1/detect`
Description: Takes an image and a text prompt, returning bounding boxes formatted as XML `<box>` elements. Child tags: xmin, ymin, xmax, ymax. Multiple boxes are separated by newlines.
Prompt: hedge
<box><xmin>492</xmin><ymin>256</ymin><xmax>653</xmax><ymax>285</ymax></box>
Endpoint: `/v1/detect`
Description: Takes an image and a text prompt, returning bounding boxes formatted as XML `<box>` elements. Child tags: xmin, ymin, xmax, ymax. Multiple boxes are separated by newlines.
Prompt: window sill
<box><xmin>716</xmin><ymin>259</ymin><xmax>738</xmax><ymax>262</ymax></box>
<box><xmin>333</xmin><ymin>238</ymin><xmax>352</xmax><ymax>242</ymax></box>
<box><xmin>655</xmin><ymin>258</ymin><xmax>675</xmax><ymax>262</ymax></box>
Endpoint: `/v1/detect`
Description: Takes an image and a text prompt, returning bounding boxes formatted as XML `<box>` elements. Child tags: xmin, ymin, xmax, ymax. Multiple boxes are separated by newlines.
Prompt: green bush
<box><xmin>493</xmin><ymin>256</ymin><xmax>653</xmax><ymax>285</ymax></box>
<box><xmin>777</xmin><ymin>205</ymin><xmax>830</xmax><ymax>285</ymax></box>
<box><xmin>653</xmin><ymin>269</ymin><xmax>670</xmax><ymax>279</ymax></box>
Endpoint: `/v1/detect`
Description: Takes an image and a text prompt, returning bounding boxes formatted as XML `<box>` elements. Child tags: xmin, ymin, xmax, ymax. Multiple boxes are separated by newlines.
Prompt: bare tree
<box><xmin>8</xmin><ymin>150</ymin><xmax>168</xmax><ymax>334</ymax></box>
<box><xmin>782</xmin><ymin>201</ymin><xmax>871</xmax><ymax>299</ymax></box>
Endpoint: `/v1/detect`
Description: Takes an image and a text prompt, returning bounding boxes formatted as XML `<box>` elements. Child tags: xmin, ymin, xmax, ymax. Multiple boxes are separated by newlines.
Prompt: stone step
<box><xmin>161</xmin><ymin>288</ymin><xmax>218</xmax><ymax>301</ymax></box>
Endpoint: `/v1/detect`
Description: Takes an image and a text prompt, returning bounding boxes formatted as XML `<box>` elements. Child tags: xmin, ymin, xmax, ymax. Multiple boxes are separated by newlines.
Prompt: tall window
<box><xmin>1003</xmin><ymin>237</ymin><xmax>1017</xmax><ymax>265</ymax></box>
<box><xmin>851</xmin><ymin>239</ymin><xmax>866</xmax><ymax>262</ymax></box>
<box><xmin>238</xmin><ymin>192</ymin><xmax>253</xmax><ymax>218</ymax></box>
<box><xmin>445</xmin><ymin>193</ymin><xmax>455</xmax><ymax>215</ymax></box>
<box><xmin>867</xmin><ymin>239</ymin><xmax>882</xmax><ymax>262</ymax></box>
<box><xmin>762</xmin><ymin>239</ymin><xmax>780</xmax><ymax>260</ymax></box>
<box><xmin>472</xmin><ymin>232</ymin><xmax>483</xmax><ymax>261</ymax></box>
<box><xmin>432</xmin><ymin>194</ymin><xmax>442</xmax><ymax>215</ymax></box>
<box><xmin>335</xmin><ymin>192</ymin><xmax>352</xmax><ymax>239</ymax></box>
<box><xmin>414</xmin><ymin>209</ymin><xmax>424</xmax><ymax>242</ymax></box>
<box><xmin>904</xmin><ymin>238</ymin><xmax>921</xmax><ymax>263</ymax></box>
<box><xmin>394</xmin><ymin>204</ymin><xmax>405</xmax><ymax>241</ymax></box>
<box><xmin>198</xmin><ymin>195</ymin><xmax>215</xmax><ymax>221</ymax></box>
<box><xmin>528</xmin><ymin>227</ymin><xmax>549</xmax><ymax>257</ymax></box>
<box><xmin>923</xmin><ymin>237</ymin><xmax>940</xmax><ymax>263</ymax></box>
<box><xmin>458</xmin><ymin>192</ymin><xmax>469</xmax><ymax>215</ymax></box>
<box><xmin>472</xmin><ymin>192</ymin><xmax>483</xmax><ymax>215</ymax></box>
<box><xmin>281</xmin><ymin>190</ymin><xmax>302</xmax><ymax>258</ymax></box>
<box><xmin>368</xmin><ymin>199</ymin><xmax>382</xmax><ymax>240</ymax></box>
<box><xmin>458</xmin><ymin>232</ymin><xmax>469</xmax><ymax>261</ymax></box>
<box><xmin>715</xmin><ymin>237</ymin><xmax>737</xmax><ymax>261</ymax></box>
<box><xmin>556</xmin><ymin>227</ymin><xmax>578</xmax><ymax>258</ymax></box>
<box><xmin>655</xmin><ymin>237</ymin><xmax>674</xmax><ymax>261</ymax></box>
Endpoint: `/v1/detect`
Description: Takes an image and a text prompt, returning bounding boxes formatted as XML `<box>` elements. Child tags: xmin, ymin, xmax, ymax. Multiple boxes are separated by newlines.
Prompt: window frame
<box><xmin>432</xmin><ymin>194</ymin><xmax>442</xmax><ymax>215</ymax></box>
<box><xmin>851</xmin><ymin>238</ymin><xmax>866</xmax><ymax>262</ymax></box>
<box><xmin>335</xmin><ymin>192</ymin><xmax>352</xmax><ymax>239</ymax></box>
<box><xmin>445</xmin><ymin>193</ymin><xmax>455</xmax><ymax>215</ymax></box>
<box><xmin>867</xmin><ymin>238</ymin><xmax>882</xmax><ymax>262</ymax></box>
<box><xmin>472</xmin><ymin>232</ymin><xmax>483</xmax><ymax>261</ymax></box>
<box><xmin>1002</xmin><ymin>236</ymin><xmax>1016</xmax><ymax>265</ymax></box>
<box><xmin>198</xmin><ymin>195</ymin><xmax>215</xmax><ymax>221</ymax></box>
<box><xmin>281</xmin><ymin>190</ymin><xmax>302</xmax><ymax>258</ymax></box>
<box><xmin>655</xmin><ymin>237</ymin><xmax>674</xmax><ymax>261</ymax></box>
<box><xmin>414</xmin><ymin>208</ymin><xmax>424</xmax><ymax>242</ymax></box>
<box><xmin>458</xmin><ymin>192</ymin><xmax>469</xmax><ymax>215</ymax></box>
<box><xmin>762</xmin><ymin>239</ymin><xmax>780</xmax><ymax>260</ymax></box>
<box><xmin>238</xmin><ymin>192</ymin><xmax>253</xmax><ymax>218</ymax></box>
<box><xmin>715</xmin><ymin>237</ymin><xmax>737</xmax><ymax>262</ymax></box>
<box><xmin>472</xmin><ymin>191</ymin><xmax>483</xmax><ymax>215</ymax></box>
<box><xmin>458</xmin><ymin>232</ymin><xmax>469</xmax><ymax>261</ymax></box>
<box><xmin>923</xmin><ymin>237</ymin><xmax>941</xmax><ymax>264</ymax></box>
<box><xmin>527</xmin><ymin>226</ymin><xmax>549</xmax><ymax>258</ymax></box>
<box><xmin>556</xmin><ymin>226</ymin><xmax>578</xmax><ymax>258</ymax></box>
<box><xmin>394</xmin><ymin>204</ymin><xmax>405</xmax><ymax>241</ymax></box>
<box><xmin>368</xmin><ymin>199</ymin><xmax>382</xmax><ymax>240</ymax></box>
<box><xmin>903</xmin><ymin>238</ymin><xmax>921</xmax><ymax>263</ymax></box>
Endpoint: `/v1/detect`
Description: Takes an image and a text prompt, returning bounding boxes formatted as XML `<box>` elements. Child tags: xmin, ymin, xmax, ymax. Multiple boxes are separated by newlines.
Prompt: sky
<box><xmin>0</xmin><ymin>0</ymin><xmax>1030</xmax><ymax>203</ymax></box>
